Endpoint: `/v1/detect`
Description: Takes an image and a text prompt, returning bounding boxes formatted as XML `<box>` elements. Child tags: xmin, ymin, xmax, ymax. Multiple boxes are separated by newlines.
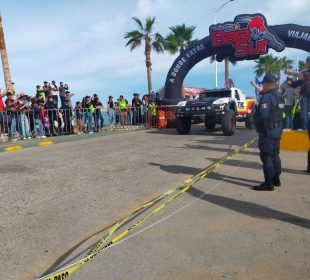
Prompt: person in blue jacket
<box><xmin>253</xmin><ymin>73</ymin><xmax>285</xmax><ymax>191</ymax></box>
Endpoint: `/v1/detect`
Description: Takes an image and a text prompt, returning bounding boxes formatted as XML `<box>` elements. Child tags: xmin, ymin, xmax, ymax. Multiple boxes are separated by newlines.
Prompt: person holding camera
<box><xmin>59</xmin><ymin>82</ymin><xmax>69</xmax><ymax>107</ymax></box>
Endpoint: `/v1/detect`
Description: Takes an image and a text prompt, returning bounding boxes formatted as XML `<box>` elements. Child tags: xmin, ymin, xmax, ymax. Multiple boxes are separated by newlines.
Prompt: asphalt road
<box><xmin>0</xmin><ymin>125</ymin><xmax>309</xmax><ymax>280</ymax></box>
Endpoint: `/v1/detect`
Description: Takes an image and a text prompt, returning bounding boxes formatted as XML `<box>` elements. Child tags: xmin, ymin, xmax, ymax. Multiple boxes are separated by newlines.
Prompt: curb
<box><xmin>3</xmin><ymin>145</ymin><xmax>23</xmax><ymax>152</ymax></box>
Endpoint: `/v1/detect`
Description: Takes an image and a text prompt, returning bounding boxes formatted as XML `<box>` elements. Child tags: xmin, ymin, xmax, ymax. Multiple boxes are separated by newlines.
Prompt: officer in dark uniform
<box><xmin>253</xmin><ymin>73</ymin><xmax>285</xmax><ymax>191</ymax></box>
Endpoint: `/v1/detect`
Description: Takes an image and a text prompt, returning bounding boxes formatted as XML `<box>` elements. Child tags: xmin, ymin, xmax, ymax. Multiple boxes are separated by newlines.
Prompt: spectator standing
<box><xmin>132</xmin><ymin>93</ymin><xmax>142</xmax><ymax>125</ymax></box>
<box><xmin>148</xmin><ymin>100</ymin><xmax>157</xmax><ymax>126</ymax></box>
<box><xmin>107</xmin><ymin>96</ymin><xmax>114</xmax><ymax>125</ymax></box>
<box><xmin>92</xmin><ymin>95</ymin><xmax>104</xmax><ymax>132</ymax></box>
<box><xmin>114</xmin><ymin>102</ymin><xmax>120</xmax><ymax>125</ymax></box>
<box><xmin>50</xmin><ymin>80</ymin><xmax>59</xmax><ymax>106</ymax></box>
<box><xmin>59</xmin><ymin>82</ymin><xmax>69</xmax><ymax>107</ymax></box>
<box><xmin>285</xmin><ymin>57</ymin><xmax>310</xmax><ymax>131</ymax></box>
<box><xmin>84</xmin><ymin>96</ymin><xmax>94</xmax><ymax>133</ymax></box>
<box><xmin>0</xmin><ymin>88</ymin><xmax>6</xmax><ymax>135</ymax></box>
<box><xmin>36</xmin><ymin>85</ymin><xmax>45</xmax><ymax>101</ymax></box>
<box><xmin>142</xmin><ymin>95</ymin><xmax>149</xmax><ymax>124</ymax></box>
<box><xmin>44</xmin><ymin>96</ymin><xmax>58</xmax><ymax>136</ymax></box>
<box><xmin>32</xmin><ymin>100</ymin><xmax>46</xmax><ymax>138</ymax></box>
<box><xmin>280</xmin><ymin>78</ymin><xmax>296</xmax><ymax>130</ymax></box>
<box><xmin>5</xmin><ymin>93</ymin><xmax>17</xmax><ymax>140</ymax></box>
<box><xmin>60</xmin><ymin>94</ymin><xmax>73</xmax><ymax>134</ymax></box>
<box><xmin>75</xmin><ymin>101</ymin><xmax>84</xmax><ymax>134</ymax></box>
<box><xmin>17</xmin><ymin>92</ymin><xmax>31</xmax><ymax>140</ymax></box>
<box><xmin>117</xmin><ymin>95</ymin><xmax>127</xmax><ymax>125</ymax></box>
<box><xmin>43</xmin><ymin>81</ymin><xmax>52</xmax><ymax>99</ymax></box>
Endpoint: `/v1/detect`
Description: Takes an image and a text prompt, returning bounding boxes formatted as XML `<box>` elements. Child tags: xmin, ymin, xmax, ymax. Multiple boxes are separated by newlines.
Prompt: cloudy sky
<box><xmin>1</xmin><ymin>0</ymin><xmax>309</xmax><ymax>102</ymax></box>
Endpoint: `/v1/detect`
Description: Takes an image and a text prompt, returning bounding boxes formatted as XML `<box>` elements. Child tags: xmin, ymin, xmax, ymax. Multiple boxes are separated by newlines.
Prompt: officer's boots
<box><xmin>253</xmin><ymin>176</ymin><xmax>275</xmax><ymax>191</ymax></box>
<box><xmin>273</xmin><ymin>177</ymin><xmax>281</xmax><ymax>187</ymax></box>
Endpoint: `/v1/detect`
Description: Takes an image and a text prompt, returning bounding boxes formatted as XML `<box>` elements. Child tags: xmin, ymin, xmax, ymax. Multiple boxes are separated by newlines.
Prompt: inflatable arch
<box><xmin>163</xmin><ymin>14</ymin><xmax>310</xmax><ymax>103</ymax></box>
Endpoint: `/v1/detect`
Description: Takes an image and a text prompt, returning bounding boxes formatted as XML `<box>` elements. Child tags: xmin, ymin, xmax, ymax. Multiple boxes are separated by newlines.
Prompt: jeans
<box><xmin>108</xmin><ymin>109</ymin><xmax>114</xmax><ymax>125</ymax></box>
<box><xmin>284</xmin><ymin>105</ymin><xmax>293</xmax><ymax>129</ymax></box>
<box><xmin>86</xmin><ymin>112</ymin><xmax>93</xmax><ymax>132</ymax></box>
<box><xmin>33</xmin><ymin>119</ymin><xmax>44</xmax><ymax>136</ymax></box>
<box><xmin>19</xmin><ymin>113</ymin><xmax>30</xmax><ymax>138</ymax></box>
<box><xmin>94</xmin><ymin>112</ymin><xmax>104</xmax><ymax>130</ymax></box>
<box><xmin>300</xmin><ymin>96</ymin><xmax>308</xmax><ymax>130</ymax></box>
<box><xmin>0</xmin><ymin>112</ymin><xmax>4</xmax><ymax>133</ymax></box>
<box><xmin>8</xmin><ymin>116</ymin><xmax>16</xmax><ymax>138</ymax></box>
<box><xmin>132</xmin><ymin>111</ymin><xmax>139</xmax><ymax>125</ymax></box>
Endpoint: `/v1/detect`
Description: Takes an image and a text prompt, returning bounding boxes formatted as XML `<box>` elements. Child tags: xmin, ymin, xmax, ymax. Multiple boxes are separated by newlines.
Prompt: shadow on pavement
<box><xmin>206</xmin><ymin>157</ymin><xmax>310</xmax><ymax>176</ymax></box>
<box><xmin>166</xmin><ymin>143</ymin><xmax>260</xmax><ymax>157</ymax></box>
<box><xmin>188</xmin><ymin>187</ymin><xmax>310</xmax><ymax>230</ymax></box>
<box><xmin>149</xmin><ymin>163</ymin><xmax>261</xmax><ymax>188</ymax></box>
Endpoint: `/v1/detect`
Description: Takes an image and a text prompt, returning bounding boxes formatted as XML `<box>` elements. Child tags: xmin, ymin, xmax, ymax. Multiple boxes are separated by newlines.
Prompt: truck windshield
<box><xmin>197</xmin><ymin>90</ymin><xmax>231</xmax><ymax>101</ymax></box>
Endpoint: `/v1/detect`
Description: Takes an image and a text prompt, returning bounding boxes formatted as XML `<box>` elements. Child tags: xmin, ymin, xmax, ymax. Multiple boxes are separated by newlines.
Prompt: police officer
<box><xmin>253</xmin><ymin>73</ymin><xmax>285</xmax><ymax>191</ymax></box>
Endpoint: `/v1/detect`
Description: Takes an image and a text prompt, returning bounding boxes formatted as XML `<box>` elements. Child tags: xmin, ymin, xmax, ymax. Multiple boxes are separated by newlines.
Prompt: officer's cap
<box><xmin>262</xmin><ymin>73</ymin><xmax>277</xmax><ymax>84</ymax></box>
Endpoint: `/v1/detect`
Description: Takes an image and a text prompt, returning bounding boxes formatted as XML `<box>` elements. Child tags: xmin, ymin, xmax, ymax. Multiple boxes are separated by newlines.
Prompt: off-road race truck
<box><xmin>175</xmin><ymin>87</ymin><xmax>256</xmax><ymax>136</ymax></box>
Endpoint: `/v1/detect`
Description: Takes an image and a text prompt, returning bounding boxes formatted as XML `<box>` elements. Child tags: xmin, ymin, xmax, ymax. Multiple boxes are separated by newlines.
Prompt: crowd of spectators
<box><xmin>0</xmin><ymin>81</ymin><xmax>160</xmax><ymax>142</ymax></box>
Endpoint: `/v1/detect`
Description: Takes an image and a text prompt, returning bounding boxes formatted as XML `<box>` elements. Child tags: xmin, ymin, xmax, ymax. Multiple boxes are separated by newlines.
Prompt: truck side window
<box><xmin>235</xmin><ymin>90</ymin><xmax>240</xmax><ymax>101</ymax></box>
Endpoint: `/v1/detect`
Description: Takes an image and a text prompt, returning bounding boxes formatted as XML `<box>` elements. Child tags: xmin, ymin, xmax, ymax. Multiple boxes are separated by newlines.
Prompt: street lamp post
<box><xmin>213</xmin><ymin>0</ymin><xmax>235</xmax><ymax>88</ymax></box>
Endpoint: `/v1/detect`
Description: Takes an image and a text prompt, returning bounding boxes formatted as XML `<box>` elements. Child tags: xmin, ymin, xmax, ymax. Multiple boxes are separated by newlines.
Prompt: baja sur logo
<box><xmin>210</xmin><ymin>14</ymin><xmax>285</xmax><ymax>58</ymax></box>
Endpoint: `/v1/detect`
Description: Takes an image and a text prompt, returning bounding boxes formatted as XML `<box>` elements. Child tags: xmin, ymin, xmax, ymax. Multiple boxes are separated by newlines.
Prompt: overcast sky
<box><xmin>1</xmin><ymin>0</ymin><xmax>309</xmax><ymax>102</ymax></box>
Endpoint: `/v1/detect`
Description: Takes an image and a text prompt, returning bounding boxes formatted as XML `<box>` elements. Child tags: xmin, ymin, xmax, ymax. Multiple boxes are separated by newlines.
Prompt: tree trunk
<box><xmin>224</xmin><ymin>58</ymin><xmax>229</xmax><ymax>88</ymax></box>
<box><xmin>0</xmin><ymin>14</ymin><xmax>13</xmax><ymax>92</ymax></box>
<box><xmin>145</xmin><ymin>40</ymin><xmax>152</xmax><ymax>94</ymax></box>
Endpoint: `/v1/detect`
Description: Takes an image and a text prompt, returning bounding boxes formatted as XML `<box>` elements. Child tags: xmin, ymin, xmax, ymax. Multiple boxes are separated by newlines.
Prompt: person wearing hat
<box><xmin>253</xmin><ymin>73</ymin><xmax>285</xmax><ymax>191</ymax></box>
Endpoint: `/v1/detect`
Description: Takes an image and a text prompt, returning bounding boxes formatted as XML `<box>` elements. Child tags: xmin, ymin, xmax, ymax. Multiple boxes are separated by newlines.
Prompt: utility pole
<box><xmin>0</xmin><ymin>11</ymin><xmax>14</xmax><ymax>93</ymax></box>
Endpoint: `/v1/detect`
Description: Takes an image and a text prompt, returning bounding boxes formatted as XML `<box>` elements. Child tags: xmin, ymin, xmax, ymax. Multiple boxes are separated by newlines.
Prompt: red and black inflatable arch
<box><xmin>163</xmin><ymin>14</ymin><xmax>310</xmax><ymax>104</ymax></box>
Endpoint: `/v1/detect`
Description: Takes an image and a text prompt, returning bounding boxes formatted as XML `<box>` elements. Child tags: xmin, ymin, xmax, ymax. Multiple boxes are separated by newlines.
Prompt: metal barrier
<box><xmin>0</xmin><ymin>105</ymin><xmax>177</xmax><ymax>143</ymax></box>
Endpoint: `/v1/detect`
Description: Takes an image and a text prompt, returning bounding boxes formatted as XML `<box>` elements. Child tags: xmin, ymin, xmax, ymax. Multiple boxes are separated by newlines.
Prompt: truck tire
<box><xmin>245</xmin><ymin>109</ymin><xmax>254</xmax><ymax>129</ymax></box>
<box><xmin>205</xmin><ymin>117</ymin><xmax>216</xmax><ymax>130</ymax></box>
<box><xmin>176</xmin><ymin>117</ymin><xmax>191</xmax><ymax>135</ymax></box>
<box><xmin>222</xmin><ymin>110</ymin><xmax>236</xmax><ymax>136</ymax></box>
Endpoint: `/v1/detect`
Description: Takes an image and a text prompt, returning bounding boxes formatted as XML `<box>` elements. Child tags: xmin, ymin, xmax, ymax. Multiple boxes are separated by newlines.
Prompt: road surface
<box><xmin>0</xmin><ymin>125</ymin><xmax>309</xmax><ymax>280</ymax></box>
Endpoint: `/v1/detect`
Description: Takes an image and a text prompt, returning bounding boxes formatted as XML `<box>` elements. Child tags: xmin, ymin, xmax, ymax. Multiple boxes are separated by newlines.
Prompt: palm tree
<box><xmin>210</xmin><ymin>56</ymin><xmax>237</xmax><ymax>88</ymax></box>
<box><xmin>164</xmin><ymin>24</ymin><xmax>197</xmax><ymax>97</ymax></box>
<box><xmin>277</xmin><ymin>56</ymin><xmax>293</xmax><ymax>84</ymax></box>
<box><xmin>164</xmin><ymin>24</ymin><xmax>196</xmax><ymax>54</ymax></box>
<box><xmin>124</xmin><ymin>17</ymin><xmax>164</xmax><ymax>94</ymax></box>
<box><xmin>254</xmin><ymin>54</ymin><xmax>280</xmax><ymax>77</ymax></box>
<box><xmin>255</xmin><ymin>54</ymin><xmax>293</xmax><ymax>85</ymax></box>
<box><xmin>299</xmin><ymin>60</ymin><xmax>306</xmax><ymax>71</ymax></box>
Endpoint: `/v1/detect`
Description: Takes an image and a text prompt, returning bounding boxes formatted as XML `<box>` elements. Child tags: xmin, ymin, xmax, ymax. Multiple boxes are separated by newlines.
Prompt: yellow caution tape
<box><xmin>37</xmin><ymin>137</ymin><xmax>257</xmax><ymax>280</ymax></box>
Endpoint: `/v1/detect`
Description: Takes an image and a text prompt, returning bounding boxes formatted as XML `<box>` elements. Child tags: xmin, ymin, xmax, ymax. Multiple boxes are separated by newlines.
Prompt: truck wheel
<box><xmin>205</xmin><ymin>118</ymin><xmax>216</xmax><ymax>130</ymax></box>
<box><xmin>176</xmin><ymin>117</ymin><xmax>191</xmax><ymax>135</ymax></box>
<box><xmin>245</xmin><ymin>110</ymin><xmax>254</xmax><ymax>129</ymax></box>
<box><xmin>222</xmin><ymin>110</ymin><xmax>236</xmax><ymax>136</ymax></box>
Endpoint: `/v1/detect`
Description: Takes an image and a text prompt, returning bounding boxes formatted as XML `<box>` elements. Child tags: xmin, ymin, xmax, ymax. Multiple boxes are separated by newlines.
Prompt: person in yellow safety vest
<box><xmin>148</xmin><ymin>100</ymin><xmax>157</xmax><ymax>126</ymax></box>
<box><xmin>36</xmin><ymin>85</ymin><xmax>46</xmax><ymax>101</ymax></box>
<box><xmin>118</xmin><ymin>95</ymin><xmax>128</xmax><ymax>125</ymax></box>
